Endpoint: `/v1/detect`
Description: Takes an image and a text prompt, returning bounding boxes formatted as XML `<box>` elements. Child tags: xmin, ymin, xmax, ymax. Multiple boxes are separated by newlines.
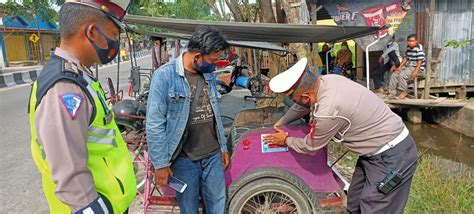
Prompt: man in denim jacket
<box><xmin>146</xmin><ymin>26</ymin><xmax>230</xmax><ymax>214</ymax></box>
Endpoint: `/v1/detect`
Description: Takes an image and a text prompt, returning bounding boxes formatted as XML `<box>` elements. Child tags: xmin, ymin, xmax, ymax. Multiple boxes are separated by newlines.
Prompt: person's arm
<box><xmin>275</xmin><ymin>103</ymin><xmax>311</xmax><ymax>127</ymax></box>
<box><xmin>395</xmin><ymin>57</ymin><xmax>408</xmax><ymax>72</ymax></box>
<box><xmin>412</xmin><ymin>49</ymin><xmax>426</xmax><ymax>77</ymax></box>
<box><xmin>35</xmin><ymin>81</ymin><xmax>103</xmax><ymax>212</ymax></box>
<box><xmin>286</xmin><ymin>116</ymin><xmax>345</xmax><ymax>154</ymax></box>
<box><xmin>146</xmin><ymin>71</ymin><xmax>170</xmax><ymax>169</ymax></box>
<box><xmin>412</xmin><ymin>60</ymin><xmax>423</xmax><ymax>78</ymax></box>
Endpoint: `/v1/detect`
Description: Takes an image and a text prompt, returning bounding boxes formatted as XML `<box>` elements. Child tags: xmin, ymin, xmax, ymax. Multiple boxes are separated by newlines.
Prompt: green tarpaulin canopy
<box><xmin>124</xmin><ymin>15</ymin><xmax>385</xmax><ymax>43</ymax></box>
<box><xmin>128</xmin><ymin>29</ymin><xmax>289</xmax><ymax>52</ymax></box>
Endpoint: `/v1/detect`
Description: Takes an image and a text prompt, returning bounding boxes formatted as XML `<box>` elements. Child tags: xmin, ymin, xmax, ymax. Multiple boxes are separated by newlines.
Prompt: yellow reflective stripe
<box><xmin>89</xmin><ymin>126</ymin><xmax>116</xmax><ymax>137</ymax></box>
<box><xmin>87</xmin><ymin>136</ymin><xmax>117</xmax><ymax>147</ymax></box>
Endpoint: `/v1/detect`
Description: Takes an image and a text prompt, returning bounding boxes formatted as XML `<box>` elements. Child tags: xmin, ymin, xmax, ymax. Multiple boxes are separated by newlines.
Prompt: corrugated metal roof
<box><xmin>418</xmin><ymin>0</ymin><xmax>473</xmax><ymax>87</ymax></box>
<box><xmin>1</xmin><ymin>16</ymin><xmax>58</xmax><ymax>31</ymax></box>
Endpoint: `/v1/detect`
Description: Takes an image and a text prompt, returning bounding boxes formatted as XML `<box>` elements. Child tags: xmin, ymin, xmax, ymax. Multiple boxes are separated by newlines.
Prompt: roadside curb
<box><xmin>0</xmin><ymin>51</ymin><xmax>151</xmax><ymax>88</ymax></box>
<box><xmin>0</xmin><ymin>70</ymin><xmax>38</xmax><ymax>88</ymax></box>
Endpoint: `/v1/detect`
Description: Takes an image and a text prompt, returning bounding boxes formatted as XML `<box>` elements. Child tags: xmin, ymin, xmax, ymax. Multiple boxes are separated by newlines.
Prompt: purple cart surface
<box><xmin>224</xmin><ymin>125</ymin><xmax>342</xmax><ymax>193</ymax></box>
<box><xmin>161</xmin><ymin>125</ymin><xmax>343</xmax><ymax>198</ymax></box>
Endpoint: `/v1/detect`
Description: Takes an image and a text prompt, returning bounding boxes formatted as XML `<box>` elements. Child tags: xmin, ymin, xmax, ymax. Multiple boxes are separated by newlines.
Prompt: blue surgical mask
<box><xmin>85</xmin><ymin>25</ymin><xmax>119</xmax><ymax>64</ymax></box>
<box><xmin>194</xmin><ymin>56</ymin><xmax>216</xmax><ymax>74</ymax></box>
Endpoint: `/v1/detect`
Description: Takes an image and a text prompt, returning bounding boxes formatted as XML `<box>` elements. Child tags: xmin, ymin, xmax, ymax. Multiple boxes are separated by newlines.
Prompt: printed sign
<box><xmin>320</xmin><ymin>0</ymin><xmax>412</xmax><ymax>50</ymax></box>
<box><xmin>29</xmin><ymin>33</ymin><xmax>39</xmax><ymax>43</ymax></box>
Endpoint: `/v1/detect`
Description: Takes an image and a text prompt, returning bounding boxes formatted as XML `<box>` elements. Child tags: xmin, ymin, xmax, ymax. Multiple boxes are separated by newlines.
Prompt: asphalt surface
<box><xmin>0</xmin><ymin>56</ymin><xmax>152</xmax><ymax>213</ymax></box>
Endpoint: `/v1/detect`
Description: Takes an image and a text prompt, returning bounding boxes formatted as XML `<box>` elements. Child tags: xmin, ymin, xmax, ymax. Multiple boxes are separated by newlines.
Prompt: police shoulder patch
<box><xmin>59</xmin><ymin>93</ymin><xmax>83</xmax><ymax>120</ymax></box>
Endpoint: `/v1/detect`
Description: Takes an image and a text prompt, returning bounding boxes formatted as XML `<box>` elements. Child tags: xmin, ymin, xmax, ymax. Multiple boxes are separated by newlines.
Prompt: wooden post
<box><xmin>423</xmin><ymin>0</ymin><xmax>436</xmax><ymax>99</ymax></box>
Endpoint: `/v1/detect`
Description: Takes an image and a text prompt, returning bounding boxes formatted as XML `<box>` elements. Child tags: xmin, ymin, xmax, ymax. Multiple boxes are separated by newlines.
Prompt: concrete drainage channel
<box><xmin>0</xmin><ymin>50</ymin><xmax>151</xmax><ymax>88</ymax></box>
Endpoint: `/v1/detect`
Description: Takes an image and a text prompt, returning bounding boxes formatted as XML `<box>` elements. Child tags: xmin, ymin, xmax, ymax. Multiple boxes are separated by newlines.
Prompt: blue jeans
<box><xmin>171</xmin><ymin>152</ymin><xmax>226</xmax><ymax>214</ymax></box>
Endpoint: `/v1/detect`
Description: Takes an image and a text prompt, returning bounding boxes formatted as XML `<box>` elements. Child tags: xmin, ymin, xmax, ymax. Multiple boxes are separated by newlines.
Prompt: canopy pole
<box><xmin>95</xmin><ymin>64</ymin><xmax>99</xmax><ymax>79</ymax></box>
<box><xmin>326</xmin><ymin>47</ymin><xmax>334</xmax><ymax>75</ymax></box>
<box><xmin>365</xmin><ymin>34</ymin><xmax>380</xmax><ymax>89</ymax></box>
<box><xmin>116</xmin><ymin>33</ymin><xmax>121</xmax><ymax>94</ymax></box>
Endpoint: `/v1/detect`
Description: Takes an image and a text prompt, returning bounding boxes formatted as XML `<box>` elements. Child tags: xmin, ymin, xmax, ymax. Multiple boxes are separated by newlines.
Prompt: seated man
<box><xmin>372</xmin><ymin>36</ymin><xmax>402</xmax><ymax>94</ymax></box>
<box><xmin>388</xmin><ymin>34</ymin><xmax>426</xmax><ymax>99</ymax></box>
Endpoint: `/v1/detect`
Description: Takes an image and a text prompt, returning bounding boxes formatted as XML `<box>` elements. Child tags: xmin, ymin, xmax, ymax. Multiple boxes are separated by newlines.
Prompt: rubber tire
<box><xmin>228</xmin><ymin>178</ymin><xmax>312</xmax><ymax>214</ymax></box>
<box><xmin>227</xmin><ymin>167</ymin><xmax>320</xmax><ymax>212</ymax></box>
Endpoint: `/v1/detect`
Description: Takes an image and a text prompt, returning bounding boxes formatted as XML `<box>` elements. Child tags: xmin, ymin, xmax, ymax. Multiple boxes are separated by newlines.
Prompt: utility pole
<box><xmin>35</xmin><ymin>12</ymin><xmax>44</xmax><ymax>65</ymax></box>
<box><xmin>423</xmin><ymin>0</ymin><xmax>435</xmax><ymax>99</ymax></box>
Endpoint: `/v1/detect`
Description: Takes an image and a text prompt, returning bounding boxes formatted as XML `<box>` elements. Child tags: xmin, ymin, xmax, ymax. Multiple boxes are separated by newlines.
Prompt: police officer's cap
<box><xmin>65</xmin><ymin>0</ymin><xmax>130</xmax><ymax>30</ymax></box>
<box><xmin>269</xmin><ymin>57</ymin><xmax>308</xmax><ymax>94</ymax></box>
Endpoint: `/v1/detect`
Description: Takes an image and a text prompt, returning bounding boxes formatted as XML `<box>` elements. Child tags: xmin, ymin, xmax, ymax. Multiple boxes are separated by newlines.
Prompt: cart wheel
<box><xmin>228</xmin><ymin>178</ymin><xmax>312</xmax><ymax>214</ymax></box>
<box><xmin>227</xmin><ymin>168</ymin><xmax>320</xmax><ymax>212</ymax></box>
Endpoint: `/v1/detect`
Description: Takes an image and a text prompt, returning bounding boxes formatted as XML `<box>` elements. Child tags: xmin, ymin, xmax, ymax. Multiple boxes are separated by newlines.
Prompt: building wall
<box><xmin>3</xmin><ymin>33</ymin><xmax>28</xmax><ymax>63</ymax></box>
<box><xmin>415</xmin><ymin>0</ymin><xmax>474</xmax><ymax>87</ymax></box>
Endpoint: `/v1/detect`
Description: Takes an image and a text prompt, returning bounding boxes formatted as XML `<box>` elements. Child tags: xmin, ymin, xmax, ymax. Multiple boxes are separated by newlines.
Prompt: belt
<box><xmin>366</xmin><ymin>127</ymin><xmax>409</xmax><ymax>157</ymax></box>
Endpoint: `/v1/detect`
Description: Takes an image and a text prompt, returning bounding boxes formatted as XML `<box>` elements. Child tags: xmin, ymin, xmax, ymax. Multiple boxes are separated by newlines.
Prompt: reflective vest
<box><xmin>28</xmin><ymin>56</ymin><xmax>136</xmax><ymax>213</ymax></box>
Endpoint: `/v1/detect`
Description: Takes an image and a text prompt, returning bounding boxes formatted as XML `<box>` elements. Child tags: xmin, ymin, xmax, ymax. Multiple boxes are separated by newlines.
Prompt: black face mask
<box><xmin>85</xmin><ymin>25</ymin><xmax>119</xmax><ymax>64</ymax></box>
<box><xmin>293</xmin><ymin>96</ymin><xmax>311</xmax><ymax>108</ymax></box>
<box><xmin>193</xmin><ymin>56</ymin><xmax>216</xmax><ymax>74</ymax></box>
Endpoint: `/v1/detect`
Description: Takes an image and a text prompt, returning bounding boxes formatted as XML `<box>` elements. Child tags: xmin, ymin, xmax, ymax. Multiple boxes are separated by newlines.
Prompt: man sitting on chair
<box><xmin>388</xmin><ymin>34</ymin><xmax>426</xmax><ymax>99</ymax></box>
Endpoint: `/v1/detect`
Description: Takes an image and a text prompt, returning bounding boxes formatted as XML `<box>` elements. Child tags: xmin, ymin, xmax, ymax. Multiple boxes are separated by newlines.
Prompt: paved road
<box><xmin>0</xmin><ymin>56</ymin><xmax>152</xmax><ymax>213</ymax></box>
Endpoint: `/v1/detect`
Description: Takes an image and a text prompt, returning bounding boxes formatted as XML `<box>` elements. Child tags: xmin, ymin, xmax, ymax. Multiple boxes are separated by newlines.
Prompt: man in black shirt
<box><xmin>147</xmin><ymin>26</ymin><xmax>230</xmax><ymax>214</ymax></box>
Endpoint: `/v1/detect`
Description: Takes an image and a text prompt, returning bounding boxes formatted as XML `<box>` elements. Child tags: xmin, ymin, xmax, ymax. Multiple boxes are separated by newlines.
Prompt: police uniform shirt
<box><xmin>281</xmin><ymin>75</ymin><xmax>405</xmax><ymax>156</ymax></box>
<box><xmin>34</xmin><ymin>47</ymin><xmax>97</xmax><ymax>211</ymax></box>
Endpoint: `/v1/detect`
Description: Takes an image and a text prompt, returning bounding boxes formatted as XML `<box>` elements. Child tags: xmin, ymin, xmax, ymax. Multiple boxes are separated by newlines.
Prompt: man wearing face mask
<box><xmin>146</xmin><ymin>26</ymin><xmax>230</xmax><ymax>214</ymax></box>
<box><xmin>264</xmin><ymin>58</ymin><xmax>418</xmax><ymax>214</ymax></box>
<box><xmin>388</xmin><ymin>34</ymin><xmax>426</xmax><ymax>99</ymax></box>
<box><xmin>28</xmin><ymin>1</ymin><xmax>136</xmax><ymax>213</ymax></box>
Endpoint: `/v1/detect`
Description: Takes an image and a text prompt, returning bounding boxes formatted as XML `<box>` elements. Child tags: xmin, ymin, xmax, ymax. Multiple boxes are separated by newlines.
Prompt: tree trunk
<box><xmin>207</xmin><ymin>0</ymin><xmax>222</xmax><ymax>17</ymax></box>
<box><xmin>258</xmin><ymin>0</ymin><xmax>276</xmax><ymax>23</ymax></box>
<box><xmin>225</xmin><ymin>0</ymin><xmax>245</xmax><ymax>22</ymax></box>
<box><xmin>275</xmin><ymin>0</ymin><xmax>284</xmax><ymax>23</ymax></box>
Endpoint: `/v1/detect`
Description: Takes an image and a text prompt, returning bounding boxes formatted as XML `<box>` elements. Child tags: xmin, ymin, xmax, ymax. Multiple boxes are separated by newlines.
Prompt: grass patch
<box><xmin>327</xmin><ymin>144</ymin><xmax>474</xmax><ymax>213</ymax></box>
<box><xmin>405</xmin><ymin>155</ymin><xmax>473</xmax><ymax>213</ymax></box>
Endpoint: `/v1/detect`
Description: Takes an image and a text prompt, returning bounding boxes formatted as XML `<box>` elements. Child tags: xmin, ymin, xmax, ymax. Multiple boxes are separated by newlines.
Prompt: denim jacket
<box><xmin>146</xmin><ymin>53</ymin><xmax>227</xmax><ymax>169</ymax></box>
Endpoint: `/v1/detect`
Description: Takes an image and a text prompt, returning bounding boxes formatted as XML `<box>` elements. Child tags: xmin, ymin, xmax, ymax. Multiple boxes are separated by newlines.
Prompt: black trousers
<box><xmin>347</xmin><ymin>135</ymin><xmax>418</xmax><ymax>214</ymax></box>
<box><xmin>372</xmin><ymin>62</ymin><xmax>392</xmax><ymax>90</ymax></box>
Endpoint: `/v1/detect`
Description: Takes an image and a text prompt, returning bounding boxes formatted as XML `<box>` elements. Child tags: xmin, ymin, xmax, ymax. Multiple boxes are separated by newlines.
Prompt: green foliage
<box><xmin>444</xmin><ymin>39</ymin><xmax>473</xmax><ymax>49</ymax></box>
<box><xmin>127</xmin><ymin>0</ymin><xmax>222</xmax><ymax>35</ymax></box>
<box><xmin>405</xmin><ymin>155</ymin><xmax>474</xmax><ymax>213</ymax></box>
<box><xmin>329</xmin><ymin>143</ymin><xmax>474</xmax><ymax>213</ymax></box>
<box><xmin>128</xmin><ymin>0</ymin><xmax>213</xmax><ymax>20</ymax></box>
<box><xmin>0</xmin><ymin>0</ymin><xmax>62</xmax><ymax>22</ymax></box>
